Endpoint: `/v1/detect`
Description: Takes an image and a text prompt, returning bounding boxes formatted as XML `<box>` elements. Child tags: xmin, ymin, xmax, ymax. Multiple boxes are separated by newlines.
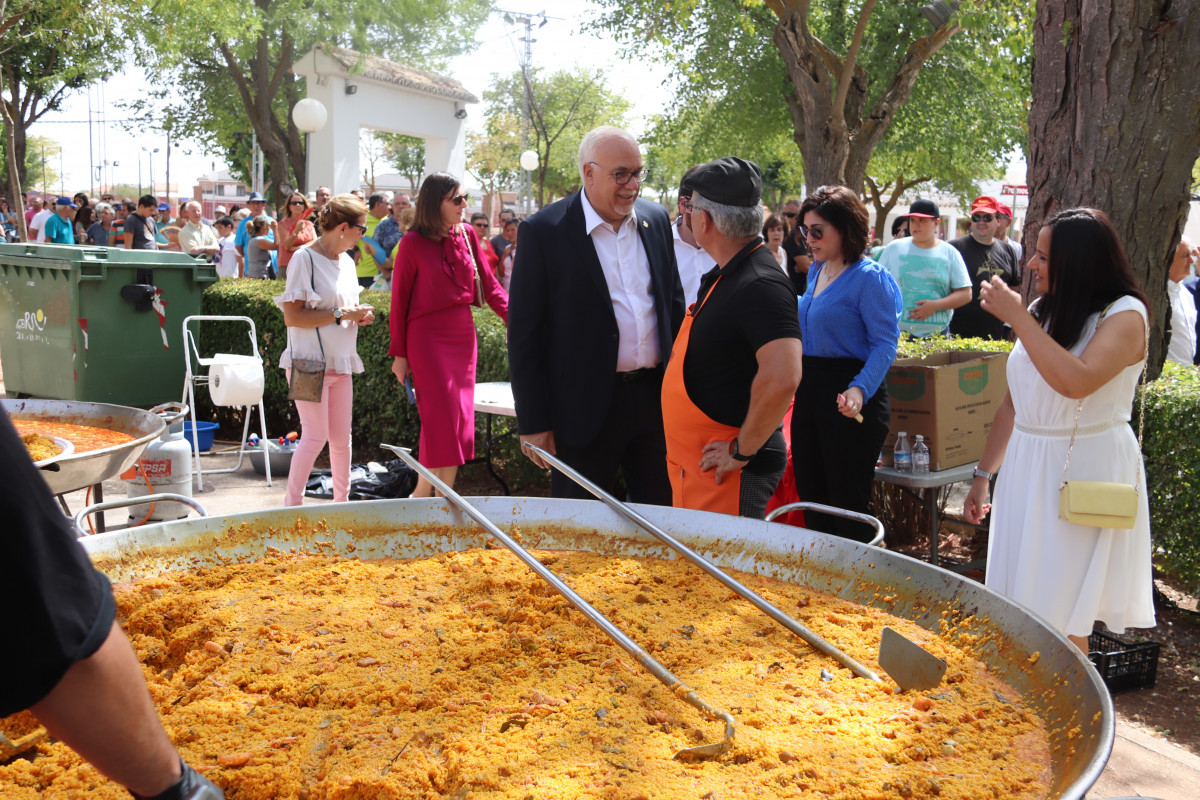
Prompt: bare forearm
<box><xmin>30</xmin><ymin>621</ymin><xmax>181</xmax><ymax>797</ymax></box>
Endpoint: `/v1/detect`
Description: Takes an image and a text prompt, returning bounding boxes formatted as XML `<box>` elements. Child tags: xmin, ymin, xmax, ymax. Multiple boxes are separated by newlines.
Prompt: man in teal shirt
<box><xmin>43</xmin><ymin>197</ymin><xmax>77</xmax><ymax>244</ymax></box>
<box><xmin>877</xmin><ymin>199</ymin><xmax>971</xmax><ymax>338</ymax></box>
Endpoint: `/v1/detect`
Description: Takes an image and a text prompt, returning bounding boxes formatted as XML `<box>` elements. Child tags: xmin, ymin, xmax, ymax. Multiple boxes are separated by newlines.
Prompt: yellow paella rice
<box><xmin>0</xmin><ymin>549</ymin><xmax>1053</xmax><ymax>799</ymax></box>
<box><xmin>21</xmin><ymin>433</ymin><xmax>60</xmax><ymax>462</ymax></box>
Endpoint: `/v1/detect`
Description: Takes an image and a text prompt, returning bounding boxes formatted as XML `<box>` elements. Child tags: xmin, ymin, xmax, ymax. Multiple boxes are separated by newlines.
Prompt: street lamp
<box><xmin>292</xmin><ymin>98</ymin><xmax>327</xmax><ymax>193</ymax></box>
<box><xmin>142</xmin><ymin>146</ymin><xmax>160</xmax><ymax>200</ymax></box>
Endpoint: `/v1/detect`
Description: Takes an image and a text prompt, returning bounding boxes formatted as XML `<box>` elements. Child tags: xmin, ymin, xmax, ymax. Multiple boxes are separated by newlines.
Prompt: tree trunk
<box><xmin>1026</xmin><ymin>0</ymin><xmax>1200</xmax><ymax>376</ymax></box>
<box><xmin>0</xmin><ymin>72</ymin><xmax>27</xmax><ymax>240</ymax></box>
<box><xmin>864</xmin><ymin>172</ymin><xmax>927</xmax><ymax>240</ymax></box>
<box><xmin>772</xmin><ymin>7</ymin><xmax>958</xmax><ymax>192</ymax></box>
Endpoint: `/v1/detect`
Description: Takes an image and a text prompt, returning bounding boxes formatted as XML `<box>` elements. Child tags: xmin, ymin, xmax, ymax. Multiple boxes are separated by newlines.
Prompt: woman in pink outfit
<box><xmin>275</xmin><ymin>194</ymin><xmax>376</xmax><ymax>505</ymax></box>
<box><xmin>389</xmin><ymin>173</ymin><xmax>508</xmax><ymax>497</ymax></box>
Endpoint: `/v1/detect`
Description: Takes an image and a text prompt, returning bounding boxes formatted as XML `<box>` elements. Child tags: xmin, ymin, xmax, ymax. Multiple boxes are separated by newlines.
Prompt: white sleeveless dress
<box><xmin>985</xmin><ymin>295</ymin><xmax>1155</xmax><ymax>637</ymax></box>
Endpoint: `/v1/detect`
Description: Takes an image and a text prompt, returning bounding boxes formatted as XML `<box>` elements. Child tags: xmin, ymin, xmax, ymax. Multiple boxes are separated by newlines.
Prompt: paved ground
<box><xmin>52</xmin><ymin>446</ymin><xmax>1197</xmax><ymax>800</ymax></box>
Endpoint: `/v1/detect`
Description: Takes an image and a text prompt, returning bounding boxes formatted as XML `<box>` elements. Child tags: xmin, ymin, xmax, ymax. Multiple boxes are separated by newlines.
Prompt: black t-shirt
<box><xmin>684</xmin><ymin>239</ymin><xmax>802</xmax><ymax>428</ymax></box>
<box><xmin>0</xmin><ymin>408</ymin><xmax>116</xmax><ymax>716</ymax></box>
<box><xmin>782</xmin><ymin>227</ymin><xmax>810</xmax><ymax>296</ymax></box>
<box><xmin>948</xmin><ymin>234</ymin><xmax>1020</xmax><ymax>340</ymax></box>
<box><xmin>125</xmin><ymin>212</ymin><xmax>158</xmax><ymax>250</ymax></box>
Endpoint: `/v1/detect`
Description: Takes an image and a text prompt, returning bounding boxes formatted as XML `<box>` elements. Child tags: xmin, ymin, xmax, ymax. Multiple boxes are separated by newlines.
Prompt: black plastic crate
<box><xmin>1088</xmin><ymin>631</ymin><xmax>1160</xmax><ymax>693</ymax></box>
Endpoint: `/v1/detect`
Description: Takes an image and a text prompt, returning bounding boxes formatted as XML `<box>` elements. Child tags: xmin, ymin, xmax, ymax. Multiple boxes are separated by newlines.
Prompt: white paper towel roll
<box><xmin>209</xmin><ymin>354</ymin><xmax>265</xmax><ymax>407</ymax></box>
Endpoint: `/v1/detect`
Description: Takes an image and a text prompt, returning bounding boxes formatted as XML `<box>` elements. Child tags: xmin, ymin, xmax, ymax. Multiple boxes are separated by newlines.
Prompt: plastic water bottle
<box><xmin>913</xmin><ymin>435</ymin><xmax>930</xmax><ymax>474</ymax></box>
<box><xmin>894</xmin><ymin>432</ymin><xmax>912</xmax><ymax>473</ymax></box>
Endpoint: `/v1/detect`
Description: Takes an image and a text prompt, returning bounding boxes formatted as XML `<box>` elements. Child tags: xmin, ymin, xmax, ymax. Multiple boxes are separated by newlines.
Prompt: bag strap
<box><xmin>460</xmin><ymin>223</ymin><xmax>481</xmax><ymax>281</ymax></box>
<box><xmin>1060</xmin><ymin>299</ymin><xmax>1148</xmax><ymax>492</ymax></box>
<box><xmin>285</xmin><ymin>247</ymin><xmax>325</xmax><ymax>361</ymax></box>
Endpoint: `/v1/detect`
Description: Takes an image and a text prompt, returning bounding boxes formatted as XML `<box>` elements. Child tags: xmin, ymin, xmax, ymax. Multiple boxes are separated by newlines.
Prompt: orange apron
<box><xmin>661</xmin><ymin>273</ymin><xmax>742</xmax><ymax>515</ymax></box>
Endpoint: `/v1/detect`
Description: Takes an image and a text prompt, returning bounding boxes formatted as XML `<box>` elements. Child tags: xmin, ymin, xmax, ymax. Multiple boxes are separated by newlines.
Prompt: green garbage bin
<box><xmin>0</xmin><ymin>243</ymin><xmax>218</xmax><ymax>406</ymax></box>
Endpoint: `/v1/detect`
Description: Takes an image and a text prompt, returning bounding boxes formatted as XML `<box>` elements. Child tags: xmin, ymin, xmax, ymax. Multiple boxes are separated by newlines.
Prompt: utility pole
<box><xmin>497</xmin><ymin>9</ymin><xmax>555</xmax><ymax>216</ymax></box>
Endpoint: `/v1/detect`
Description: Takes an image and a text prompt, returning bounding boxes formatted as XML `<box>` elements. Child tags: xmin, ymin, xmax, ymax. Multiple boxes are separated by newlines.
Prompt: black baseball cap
<box><xmin>906</xmin><ymin>199</ymin><xmax>940</xmax><ymax>219</ymax></box>
<box><xmin>681</xmin><ymin>156</ymin><xmax>762</xmax><ymax>208</ymax></box>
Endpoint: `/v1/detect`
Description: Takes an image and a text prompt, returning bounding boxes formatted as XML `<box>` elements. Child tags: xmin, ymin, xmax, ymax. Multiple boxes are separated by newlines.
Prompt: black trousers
<box><xmin>791</xmin><ymin>356</ymin><xmax>890</xmax><ymax>542</ymax></box>
<box><xmin>551</xmin><ymin>369</ymin><xmax>672</xmax><ymax>506</ymax></box>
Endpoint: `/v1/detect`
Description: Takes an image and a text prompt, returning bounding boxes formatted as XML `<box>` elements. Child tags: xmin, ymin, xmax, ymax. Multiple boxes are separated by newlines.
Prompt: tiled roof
<box><xmin>322</xmin><ymin>45</ymin><xmax>478</xmax><ymax>104</ymax></box>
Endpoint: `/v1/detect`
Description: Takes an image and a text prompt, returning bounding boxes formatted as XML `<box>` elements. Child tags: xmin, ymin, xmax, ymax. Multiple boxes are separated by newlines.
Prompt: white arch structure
<box><xmin>291</xmin><ymin>44</ymin><xmax>478</xmax><ymax>194</ymax></box>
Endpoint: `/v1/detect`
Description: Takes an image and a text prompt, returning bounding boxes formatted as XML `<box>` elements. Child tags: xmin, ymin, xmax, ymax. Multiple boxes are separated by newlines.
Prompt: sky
<box><xmin>26</xmin><ymin>2</ymin><xmax>674</xmax><ymax>200</ymax></box>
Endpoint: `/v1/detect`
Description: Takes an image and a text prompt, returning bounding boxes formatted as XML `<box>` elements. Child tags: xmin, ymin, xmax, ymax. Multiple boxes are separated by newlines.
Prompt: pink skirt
<box><xmin>408</xmin><ymin>304</ymin><xmax>477</xmax><ymax>468</ymax></box>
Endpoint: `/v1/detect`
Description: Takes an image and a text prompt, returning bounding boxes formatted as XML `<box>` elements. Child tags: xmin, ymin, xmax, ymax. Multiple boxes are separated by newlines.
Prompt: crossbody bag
<box><xmin>286</xmin><ymin>249</ymin><xmax>327</xmax><ymax>402</ymax></box>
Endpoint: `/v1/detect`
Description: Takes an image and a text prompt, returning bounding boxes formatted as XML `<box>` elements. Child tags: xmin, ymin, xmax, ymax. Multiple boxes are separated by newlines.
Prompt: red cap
<box><xmin>996</xmin><ymin>202</ymin><xmax>1013</xmax><ymax>218</ymax></box>
<box><xmin>971</xmin><ymin>196</ymin><xmax>1001</xmax><ymax>215</ymax></box>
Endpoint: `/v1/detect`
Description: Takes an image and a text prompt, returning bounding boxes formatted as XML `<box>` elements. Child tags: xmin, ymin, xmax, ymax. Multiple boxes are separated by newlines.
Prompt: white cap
<box><xmin>897</xmin><ymin>431</ymin><xmax>906</xmax><ymax>437</ymax></box>
<box><xmin>215</xmin><ymin>205</ymin><xmax>227</xmax><ymax>213</ymax></box>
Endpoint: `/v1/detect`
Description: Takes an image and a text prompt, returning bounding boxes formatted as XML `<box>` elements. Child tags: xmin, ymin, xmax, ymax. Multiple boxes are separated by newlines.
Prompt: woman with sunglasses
<box><xmin>792</xmin><ymin>185</ymin><xmax>902</xmax><ymax>542</ymax></box>
<box><xmin>389</xmin><ymin>173</ymin><xmax>508</xmax><ymax>497</ymax></box>
<box><xmin>469</xmin><ymin>212</ymin><xmax>500</xmax><ymax>273</ymax></box>
<box><xmin>277</xmin><ymin>191</ymin><xmax>317</xmax><ymax>281</ymax></box>
<box><xmin>275</xmin><ymin>194</ymin><xmax>376</xmax><ymax>506</ymax></box>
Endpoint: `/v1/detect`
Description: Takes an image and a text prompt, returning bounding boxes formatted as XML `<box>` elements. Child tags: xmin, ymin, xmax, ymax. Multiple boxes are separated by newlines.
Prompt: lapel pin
<box><xmin>642</xmin><ymin>220</ymin><xmax>649</xmax><ymax>228</ymax></box>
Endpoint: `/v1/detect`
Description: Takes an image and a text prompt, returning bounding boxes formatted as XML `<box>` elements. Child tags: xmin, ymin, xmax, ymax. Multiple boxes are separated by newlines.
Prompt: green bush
<box><xmin>1141</xmin><ymin>361</ymin><xmax>1200</xmax><ymax>593</ymax></box>
<box><xmin>194</xmin><ymin>279</ymin><xmax>544</xmax><ymax>492</ymax></box>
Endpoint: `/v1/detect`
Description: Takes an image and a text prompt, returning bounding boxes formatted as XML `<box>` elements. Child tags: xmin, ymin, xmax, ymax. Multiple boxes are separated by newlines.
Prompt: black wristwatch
<box><xmin>729</xmin><ymin>438</ymin><xmax>754</xmax><ymax>462</ymax></box>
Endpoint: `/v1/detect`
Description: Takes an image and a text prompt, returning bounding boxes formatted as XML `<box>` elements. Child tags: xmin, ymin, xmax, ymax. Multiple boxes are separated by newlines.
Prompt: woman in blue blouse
<box><xmin>793</xmin><ymin>186</ymin><xmax>902</xmax><ymax>541</ymax></box>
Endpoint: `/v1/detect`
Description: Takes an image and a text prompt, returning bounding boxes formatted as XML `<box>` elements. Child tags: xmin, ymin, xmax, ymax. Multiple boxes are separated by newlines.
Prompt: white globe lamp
<box><xmin>520</xmin><ymin>150</ymin><xmax>539</xmax><ymax>172</ymax></box>
<box><xmin>292</xmin><ymin>99</ymin><xmax>328</xmax><ymax>133</ymax></box>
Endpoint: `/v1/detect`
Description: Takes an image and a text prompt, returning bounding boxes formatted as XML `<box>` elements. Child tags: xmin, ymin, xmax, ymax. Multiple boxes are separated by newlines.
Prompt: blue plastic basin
<box><xmin>182</xmin><ymin>421</ymin><xmax>219</xmax><ymax>451</ymax></box>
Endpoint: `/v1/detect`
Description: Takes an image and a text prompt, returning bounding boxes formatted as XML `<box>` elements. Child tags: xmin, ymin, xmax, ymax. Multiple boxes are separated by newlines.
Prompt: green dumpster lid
<box><xmin>0</xmin><ymin>242</ymin><xmax>206</xmax><ymax>266</ymax></box>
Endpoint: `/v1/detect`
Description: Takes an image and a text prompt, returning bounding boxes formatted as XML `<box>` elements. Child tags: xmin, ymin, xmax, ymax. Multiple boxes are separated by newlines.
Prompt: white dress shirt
<box><xmin>1167</xmin><ymin>279</ymin><xmax>1196</xmax><ymax>365</ymax></box>
<box><xmin>580</xmin><ymin>189</ymin><xmax>660</xmax><ymax>371</ymax></box>
<box><xmin>671</xmin><ymin>218</ymin><xmax>714</xmax><ymax>309</ymax></box>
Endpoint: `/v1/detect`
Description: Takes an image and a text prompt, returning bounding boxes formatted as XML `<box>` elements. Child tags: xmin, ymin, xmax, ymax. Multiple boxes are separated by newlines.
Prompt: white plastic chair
<box><xmin>181</xmin><ymin>315</ymin><xmax>271</xmax><ymax>490</ymax></box>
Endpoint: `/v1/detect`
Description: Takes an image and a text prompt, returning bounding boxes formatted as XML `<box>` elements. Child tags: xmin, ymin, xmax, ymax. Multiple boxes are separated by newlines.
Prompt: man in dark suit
<box><xmin>508</xmin><ymin>125</ymin><xmax>685</xmax><ymax>504</ymax></box>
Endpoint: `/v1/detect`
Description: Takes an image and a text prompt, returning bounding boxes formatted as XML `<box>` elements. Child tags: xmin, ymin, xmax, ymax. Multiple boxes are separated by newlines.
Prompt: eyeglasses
<box><xmin>971</xmin><ymin>213</ymin><xmax>995</xmax><ymax>223</ymax></box>
<box><xmin>782</xmin><ymin>211</ymin><xmax>797</xmax><ymax>218</ymax></box>
<box><xmin>471</xmin><ymin>220</ymin><xmax>488</xmax><ymax>227</ymax></box>
<box><xmin>586</xmin><ymin>162</ymin><xmax>649</xmax><ymax>186</ymax></box>
<box><xmin>349</xmin><ymin>223</ymin><xmax>367</xmax><ymax>235</ymax></box>
<box><xmin>447</xmin><ymin>193</ymin><xmax>470</xmax><ymax>206</ymax></box>
<box><xmin>681</xmin><ymin>199</ymin><xmax>694</xmax><ymax>213</ymax></box>
<box><xmin>798</xmin><ymin>224</ymin><xmax>827</xmax><ymax>241</ymax></box>
<box><xmin>289</xmin><ymin>200</ymin><xmax>306</xmax><ymax>206</ymax></box>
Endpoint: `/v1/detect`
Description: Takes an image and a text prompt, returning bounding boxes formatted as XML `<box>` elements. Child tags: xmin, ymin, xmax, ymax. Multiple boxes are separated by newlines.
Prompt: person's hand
<box><xmin>963</xmin><ymin>480</ymin><xmax>992</xmax><ymax>525</ymax></box>
<box><xmin>978</xmin><ymin>275</ymin><xmax>1025</xmax><ymax>325</ymax></box>
<box><xmin>355</xmin><ymin>304</ymin><xmax>375</xmax><ymax>326</ymax></box>
<box><xmin>391</xmin><ymin>356</ymin><xmax>409</xmax><ymax>383</ymax></box>
<box><xmin>837</xmin><ymin>387</ymin><xmax>865</xmax><ymax>420</ymax></box>
<box><xmin>700</xmin><ymin>439</ymin><xmax>747</xmax><ymax>485</ymax></box>
<box><xmin>520</xmin><ymin>431</ymin><xmax>556</xmax><ymax>468</ymax></box>
<box><xmin>909</xmin><ymin>299</ymin><xmax>937</xmax><ymax>321</ymax></box>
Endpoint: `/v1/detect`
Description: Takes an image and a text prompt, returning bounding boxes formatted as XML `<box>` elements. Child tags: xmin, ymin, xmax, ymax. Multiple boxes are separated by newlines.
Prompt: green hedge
<box><xmin>194</xmin><ymin>279</ymin><xmax>544</xmax><ymax>491</ymax></box>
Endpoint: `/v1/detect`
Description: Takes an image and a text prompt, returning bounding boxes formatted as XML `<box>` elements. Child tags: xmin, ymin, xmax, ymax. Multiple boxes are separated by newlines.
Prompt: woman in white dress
<box><xmin>963</xmin><ymin>207</ymin><xmax>1155</xmax><ymax>654</ymax></box>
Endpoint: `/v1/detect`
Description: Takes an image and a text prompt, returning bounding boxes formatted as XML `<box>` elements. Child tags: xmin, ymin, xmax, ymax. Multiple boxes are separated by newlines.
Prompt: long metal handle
<box><xmin>765</xmin><ymin>501</ymin><xmax>886</xmax><ymax>547</ymax></box>
<box><xmin>73</xmin><ymin>494</ymin><xmax>208</xmax><ymax>538</ymax></box>
<box><xmin>382</xmin><ymin>444</ymin><xmax>735</xmax><ymax>756</ymax></box>
<box><xmin>526</xmin><ymin>443</ymin><xmax>883</xmax><ymax>683</ymax></box>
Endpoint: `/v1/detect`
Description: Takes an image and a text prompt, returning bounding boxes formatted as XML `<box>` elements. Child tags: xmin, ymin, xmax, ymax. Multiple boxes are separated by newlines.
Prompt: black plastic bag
<box><xmin>304</xmin><ymin>459</ymin><xmax>418</xmax><ymax>500</ymax></box>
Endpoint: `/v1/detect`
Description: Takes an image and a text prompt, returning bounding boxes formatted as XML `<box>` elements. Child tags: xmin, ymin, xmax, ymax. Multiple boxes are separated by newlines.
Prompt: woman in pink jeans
<box><xmin>275</xmin><ymin>194</ymin><xmax>376</xmax><ymax>505</ymax></box>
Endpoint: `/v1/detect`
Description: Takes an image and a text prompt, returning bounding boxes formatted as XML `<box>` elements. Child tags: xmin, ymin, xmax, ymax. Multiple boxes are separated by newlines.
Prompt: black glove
<box><xmin>131</xmin><ymin>758</ymin><xmax>224</xmax><ymax>800</ymax></box>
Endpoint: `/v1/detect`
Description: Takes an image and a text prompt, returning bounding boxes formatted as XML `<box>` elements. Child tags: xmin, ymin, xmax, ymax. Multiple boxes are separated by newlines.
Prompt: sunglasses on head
<box><xmin>798</xmin><ymin>223</ymin><xmax>826</xmax><ymax>241</ymax></box>
<box><xmin>971</xmin><ymin>213</ymin><xmax>995</xmax><ymax>223</ymax></box>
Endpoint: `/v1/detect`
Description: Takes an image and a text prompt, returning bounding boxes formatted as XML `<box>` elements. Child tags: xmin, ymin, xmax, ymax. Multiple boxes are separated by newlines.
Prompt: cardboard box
<box><xmin>883</xmin><ymin>351</ymin><xmax>1009</xmax><ymax>471</ymax></box>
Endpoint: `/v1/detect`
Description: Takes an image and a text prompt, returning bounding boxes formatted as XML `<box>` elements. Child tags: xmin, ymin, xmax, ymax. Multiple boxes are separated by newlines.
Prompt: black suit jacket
<box><xmin>507</xmin><ymin>193</ymin><xmax>685</xmax><ymax>448</ymax></box>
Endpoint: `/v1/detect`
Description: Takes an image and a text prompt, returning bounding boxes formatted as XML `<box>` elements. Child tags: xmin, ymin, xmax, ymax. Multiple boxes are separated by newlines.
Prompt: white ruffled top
<box><xmin>273</xmin><ymin>245</ymin><xmax>365</xmax><ymax>374</ymax></box>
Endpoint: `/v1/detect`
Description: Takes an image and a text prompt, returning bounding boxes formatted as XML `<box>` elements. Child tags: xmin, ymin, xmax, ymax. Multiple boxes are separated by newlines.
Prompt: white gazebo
<box><xmin>291</xmin><ymin>44</ymin><xmax>479</xmax><ymax>194</ymax></box>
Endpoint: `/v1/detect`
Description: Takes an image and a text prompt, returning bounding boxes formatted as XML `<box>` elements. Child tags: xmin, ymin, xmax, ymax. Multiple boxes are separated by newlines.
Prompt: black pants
<box><xmin>551</xmin><ymin>370</ymin><xmax>672</xmax><ymax>506</ymax></box>
<box><xmin>791</xmin><ymin>356</ymin><xmax>889</xmax><ymax>542</ymax></box>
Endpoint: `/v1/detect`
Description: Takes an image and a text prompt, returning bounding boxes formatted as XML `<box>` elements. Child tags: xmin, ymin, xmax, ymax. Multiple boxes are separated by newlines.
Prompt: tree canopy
<box><xmin>124</xmin><ymin>0</ymin><xmax>492</xmax><ymax>204</ymax></box>
<box><xmin>588</xmin><ymin>0</ymin><xmax>1030</xmax><ymax>202</ymax></box>
<box><xmin>482</xmin><ymin>66</ymin><xmax>630</xmax><ymax>206</ymax></box>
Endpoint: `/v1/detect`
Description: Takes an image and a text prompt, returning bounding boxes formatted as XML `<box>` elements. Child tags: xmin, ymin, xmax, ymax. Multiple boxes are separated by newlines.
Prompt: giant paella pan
<box><xmin>7</xmin><ymin>497</ymin><xmax>1113</xmax><ymax>798</ymax></box>
<box><xmin>2</xmin><ymin>398</ymin><xmax>165</xmax><ymax>495</ymax></box>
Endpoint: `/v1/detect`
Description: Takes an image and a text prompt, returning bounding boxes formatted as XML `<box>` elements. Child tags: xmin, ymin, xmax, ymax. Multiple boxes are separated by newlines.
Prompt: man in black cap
<box><xmin>508</xmin><ymin>125</ymin><xmax>685</xmax><ymax>504</ymax></box>
<box><xmin>877</xmin><ymin>199</ymin><xmax>971</xmax><ymax>338</ymax></box>
<box><xmin>660</xmin><ymin>156</ymin><xmax>802</xmax><ymax>518</ymax></box>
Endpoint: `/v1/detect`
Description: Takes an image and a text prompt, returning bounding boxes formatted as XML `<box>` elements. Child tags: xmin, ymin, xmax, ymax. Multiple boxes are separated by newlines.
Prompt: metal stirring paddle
<box><xmin>381</xmin><ymin>444</ymin><xmax>736</xmax><ymax>761</ymax></box>
<box><xmin>525</xmin><ymin>443</ymin><xmax>944</xmax><ymax>691</ymax></box>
